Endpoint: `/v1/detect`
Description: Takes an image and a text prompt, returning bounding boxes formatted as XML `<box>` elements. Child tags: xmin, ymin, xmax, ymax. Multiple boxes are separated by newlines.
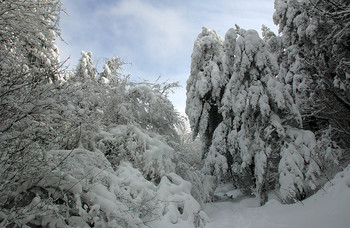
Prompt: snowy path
<box><xmin>204</xmin><ymin>198</ymin><xmax>260</xmax><ymax>228</ymax></box>
<box><xmin>204</xmin><ymin>194</ymin><xmax>350</xmax><ymax>228</ymax></box>
<box><xmin>203</xmin><ymin>169</ymin><xmax>350</xmax><ymax>228</ymax></box>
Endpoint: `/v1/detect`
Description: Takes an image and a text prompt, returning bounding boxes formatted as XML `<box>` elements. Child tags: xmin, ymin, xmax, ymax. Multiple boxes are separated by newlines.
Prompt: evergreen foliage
<box><xmin>186</xmin><ymin>0</ymin><xmax>349</xmax><ymax>204</ymax></box>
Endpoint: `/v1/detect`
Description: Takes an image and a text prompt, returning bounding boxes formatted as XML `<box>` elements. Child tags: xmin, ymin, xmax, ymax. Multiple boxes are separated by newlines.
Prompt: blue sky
<box><xmin>57</xmin><ymin>0</ymin><xmax>277</xmax><ymax>113</ymax></box>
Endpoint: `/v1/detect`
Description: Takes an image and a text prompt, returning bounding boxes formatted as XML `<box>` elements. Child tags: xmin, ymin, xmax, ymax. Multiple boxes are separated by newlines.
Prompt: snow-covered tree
<box><xmin>186</xmin><ymin>27</ymin><xmax>225</xmax><ymax>158</ymax></box>
<box><xmin>0</xmin><ymin>0</ymin><xmax>62</xmax><ymax>160</ymax></box>
<box><xmin>126</xmin><ymin>85</ymin><xmax>181</xmax><ymax>141</ymax></box>
<box><xmin>0</xmin><ymin>0</ymin><xmax>61</xmax><ymax>82</ymax></box>
<box><xmin>0</xmin><ymin>1</ymin><xmax>208</xmax><ymax>226</ymax></box>
<box><xmin>187</xmin><ymin>27</ymin><xmax>322</xmax><ymax>204</ymax></box>
<box><xmin>99</xmin><ymin>56</ymin><xmax>125</xmax><ymax>83</ymax></box>
<box><xmin>0</xmin><ymin>0</ymin><xmax>62</xmax><ymax>134</ymax></box>
<box><xmin>59</xmin><ymin>55</ymin><xmax>178</xmax><ymax>150</ymax></box>
<box><xmin>0</xmin><ymin>0</ymin><xmax>65</xmax><ymax>224</ymax></box>
<box><xmin>273</xmin><ymin>0</ymin><xmax>350</xmax><ymax>149</ymax></box>
<box><xmin>74</xmin><ymin>51</ymin><xmax>97</xmax><ymax>80</ymax></box>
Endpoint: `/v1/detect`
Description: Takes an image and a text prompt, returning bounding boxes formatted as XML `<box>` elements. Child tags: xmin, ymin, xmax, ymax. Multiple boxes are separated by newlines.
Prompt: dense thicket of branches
<box><xmin>186</xmin><ymin>0</ymin><xmax>349</xmax><ymax>205</ymax></box>
<box><xmin>0</xmin><ymin>0</ymin><xmax>62</xmax><ymax>218</ymax></box>
<box><xmin>0</xmin><ymin>1</ymin><xmax>210</xmax><ymax>227</ymax></box>
<box><xmin>273</xmin><ymin>0</ymin><xmax>350</xmax><ymax>148</ymax></box>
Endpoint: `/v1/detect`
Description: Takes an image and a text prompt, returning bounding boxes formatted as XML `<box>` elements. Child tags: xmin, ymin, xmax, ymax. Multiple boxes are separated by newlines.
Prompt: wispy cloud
<box><xmin>185</xmin><ymin>0</ymin><xmax>277</xmax><ymax>35</ymax></box>
<box><xmin>57</xmin><ymin>0</ymin><xmax>278</xmax><ymax>110</ymax></box>
<box><xmin>105</xmin><ymin>0</ymin><xmax>195</xmax><ymax>63</ymax></box>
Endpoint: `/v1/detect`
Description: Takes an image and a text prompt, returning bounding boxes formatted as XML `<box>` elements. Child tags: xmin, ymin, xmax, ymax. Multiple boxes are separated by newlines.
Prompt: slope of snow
<box><xmin>204</xmin><ymin>165</ymin><xmax>350</xmax><ymax>228</ymax></box>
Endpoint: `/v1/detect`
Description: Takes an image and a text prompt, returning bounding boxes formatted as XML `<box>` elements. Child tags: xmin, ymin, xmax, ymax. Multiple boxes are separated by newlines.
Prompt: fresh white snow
<box><xmin>204</xmin><ymin>165</ymin><xmax>350</xmax><ymax>228</ymax></box>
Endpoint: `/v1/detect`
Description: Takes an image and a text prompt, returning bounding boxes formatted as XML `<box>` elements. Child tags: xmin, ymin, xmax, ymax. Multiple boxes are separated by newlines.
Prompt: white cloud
<box><xmin>103</xmin><ymin>0</ymin><xmax>195</xmax><ymax>64</ymax></box>
<box><xmin>187</xmin><ymin>0</ymin><xmax>277</xmax><ymax>36</ymax></box>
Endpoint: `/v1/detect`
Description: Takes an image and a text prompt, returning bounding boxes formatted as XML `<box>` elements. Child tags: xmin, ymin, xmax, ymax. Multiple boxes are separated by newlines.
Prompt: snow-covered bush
<box><xmin>126</xmin><ymin>85</ymin><xmax>181</xmax><ymax>141</ymax></box>
<box><xmin>0</xmin><ymin>148</ymin><xmax>208</xmax><ymax>227</ymax></box>
<box><xmin>0</xmin><ymin>0</ymin><xmax>208</xmax><ymax>226</ymax></box>
<box><xmin>175</xmin><ymin>152</ymin><xmax>215</xmax><ymax>206</ymax></box>
<box><xmin>154</xmin><ymin>173</ymin><xmax>209</xmax><ymax>227</ymax></box>
<box><xmin>315</xmin><ymin>127</ymin><xmax>343</xmax><ymax>171</ymax></box>
<box><xmin>172</xmin><ymin>118</ymin><xmax>215</xmax><ymax>206</ymax></box>
<box><xmin>54</xmin><ymin>50</ymin><xmax>181</xmax><ymax>151</ymax></box>
<box><xmin>95</xmin><ymin>125</ymin><xmax>176</xmax><ymax>182</ymax></box>
<box><xmin>0</xmin><ymin>148</ymin><xmax>148</xmax><ymax>227</ymax></box>
<box><xmin>279</xmin><ymin>128</ymin><xmax>321</xmax><ymax>202</ymax></box>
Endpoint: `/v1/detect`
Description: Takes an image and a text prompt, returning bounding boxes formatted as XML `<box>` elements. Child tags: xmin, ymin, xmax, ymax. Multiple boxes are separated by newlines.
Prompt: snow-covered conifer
<box><xmin>188</xmin><ymin>26</ymin><xmax>322</xmax><ymax>204</ymax></box>
<box><xmin>273</xmin><ymin>0</ymin><xmax>350</xmax><ymax>148</ymax></box>
<box><xmin>99</xmin><ymin>56</ymin><xmax>125</xmax><ymax>83</ymax></box>
<box><xmin>186</xmin><ymin>27</ymin><xmax>225</xmax><ymax>158</ymax></box>
<box><xmin>74</xmin><ymin>51</ymin><xmax>97</xmax><ymax>80</ymax></box>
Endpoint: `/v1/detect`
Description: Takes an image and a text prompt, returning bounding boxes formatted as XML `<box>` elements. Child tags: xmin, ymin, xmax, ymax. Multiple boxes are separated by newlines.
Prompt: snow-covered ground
<box><xmin>204</xmin><ymin>165</ymin><xmax>350</xmax><ymax>228</ymax></box>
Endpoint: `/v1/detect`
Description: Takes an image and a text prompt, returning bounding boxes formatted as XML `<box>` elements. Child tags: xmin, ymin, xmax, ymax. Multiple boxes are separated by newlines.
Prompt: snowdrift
<box><xmin>205</xmin><ymin>165</ymin><xmax>350</xmax><ymax>228</ymax></box>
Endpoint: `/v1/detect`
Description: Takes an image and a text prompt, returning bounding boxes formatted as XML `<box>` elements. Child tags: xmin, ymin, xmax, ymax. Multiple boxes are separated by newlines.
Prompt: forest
<box><xmin>0</xmin><ymin>0</ymin><xmax>349</xmax><ymax>227</ymax></box>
